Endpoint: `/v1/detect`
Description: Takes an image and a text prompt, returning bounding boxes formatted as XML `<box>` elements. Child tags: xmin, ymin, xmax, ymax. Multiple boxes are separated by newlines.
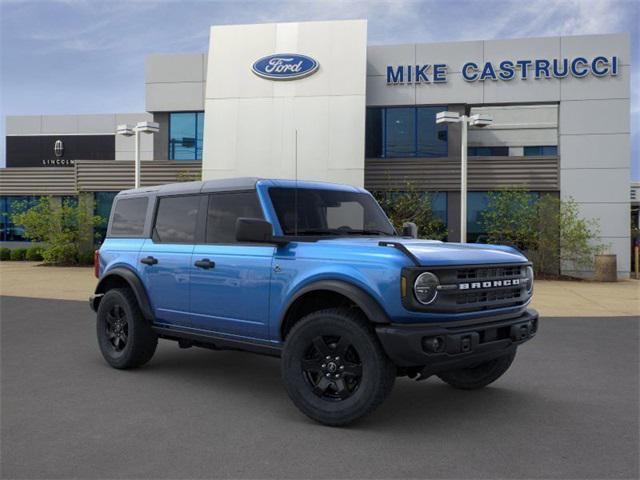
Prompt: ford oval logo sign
<box><xmin>252</xmin><ymin>53</ymin><xmax>319</xmax><ymax>80</ymax></box>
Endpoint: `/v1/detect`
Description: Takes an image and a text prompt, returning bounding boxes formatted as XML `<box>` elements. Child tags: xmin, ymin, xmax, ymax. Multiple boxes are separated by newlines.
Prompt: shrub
<box><xmin>10</xmin><ymin>196</ymin><xmax>103</xmax><ymax>265</ymax></box>
<box><xmin>0</xmin><ymin>247</ymin><xmax>11</xmax><ymax>261</ymax></box>
<box><xmin>25</xmin><ymin>246</ymin><xmax>44</xmax><ymax>261</ymax></box>
<box><xmin>481</xmin><ymin>189</ymin><xmax>604</xmax><ymax>276</ymax></box>
<box><xmin>78</xmin><ymin>250</ymin><xmax>95</xmax><ymax>266</ymax></box>
<box><xmin>176</xmin><ymin>170</ymin><xmax>202</xmax><ymax>182</ymax></box>
<box><xmin>479</xmin><ymin>189</ymin><xmax>538</xmax><ymax>250</ymax></box>
<box><xmin>10</xmin><ymin>248</ymin><xmax>27</xmax><ymax>261</ymax></box>
<box><xmin>374</xmin><ymin>183</ymin><xmax>447</xmax><ymax>240</ymax></box>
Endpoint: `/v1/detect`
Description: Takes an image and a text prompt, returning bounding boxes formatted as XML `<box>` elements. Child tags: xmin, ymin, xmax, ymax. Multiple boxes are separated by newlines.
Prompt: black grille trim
<box><xmin>401</xmin><ymin>262</ymin><xmax>532</xmax><ymax>313</ymax></box>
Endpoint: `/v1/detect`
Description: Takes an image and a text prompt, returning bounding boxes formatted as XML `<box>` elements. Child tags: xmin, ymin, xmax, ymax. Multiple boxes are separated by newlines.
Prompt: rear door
<box><xmin>189</xmin><ymin>191</ymin><xmax>274</xmax><ymax>339</ymax></box>
<box><xmin>138</xmin><ymin>194</ymin><xmax>203</xmax><ymax>327</ymax></box>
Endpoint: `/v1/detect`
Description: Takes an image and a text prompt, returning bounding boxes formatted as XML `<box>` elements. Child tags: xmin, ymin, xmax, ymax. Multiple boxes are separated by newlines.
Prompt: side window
<box><xmin>109</xmin><ymin>197</ymin><xmax>148</xmax><ymax>237</ymax></box>
<box><xmin>206</xmin><ymin>192</ymin><xmax>263</xmax><ymax>244</ymax></box>
<box><xmin>153</xmin><ymin>195</ymin><xmax>200</xmax><ymax>244</ymax></box>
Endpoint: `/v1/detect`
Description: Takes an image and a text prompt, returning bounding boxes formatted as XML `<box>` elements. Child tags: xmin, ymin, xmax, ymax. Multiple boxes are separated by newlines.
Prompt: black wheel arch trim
<box><xmin>92</xmin><ymin>267</ymin><xmax>155</xmax><ymax>322</ymax></box>
<box><xmin>281</xmin><ymin>279</ymin><xmax>391</xmax><ymax>328</ymax></box>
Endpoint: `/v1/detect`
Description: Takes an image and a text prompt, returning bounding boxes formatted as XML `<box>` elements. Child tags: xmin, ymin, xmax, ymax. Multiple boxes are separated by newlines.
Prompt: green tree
<box><xmin>480</xmin><ymin>189</ymin><xmax>604</xmax><ymax>276</ymax></box>
<box><xmin>176</xmin><ymin>170</ymin><xmax>202</xmax><ymax>182</ymax></box>
<box><xmin>374</xmin><ymin>184</ymin><xmax>447</xmax><ymax>240</ymax></box>
<box><xmin>556</xmin><ymin>197</ymin><xmax>605</xmax><ymax>271</ymax></box>
<box><xmin>11</xmin><ymin>196</ymin><xmax>103</xmax><ymax>265</ymax></box>
<box><xmin>480</xmin><ymin>188</ymin><xmax>538</xmax><ymax>250</ymax></box>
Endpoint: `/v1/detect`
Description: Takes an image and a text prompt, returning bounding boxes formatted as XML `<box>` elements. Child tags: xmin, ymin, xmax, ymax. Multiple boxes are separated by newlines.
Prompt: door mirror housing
<box><xmin>402</xmin><ymin>222</ymin><xmax>418</xmax><ymax>239</ymax></box>
<box><xmin>236</xmin><ymin>218</ymin><xmax>287</xmax><ymax>245</ymax></box>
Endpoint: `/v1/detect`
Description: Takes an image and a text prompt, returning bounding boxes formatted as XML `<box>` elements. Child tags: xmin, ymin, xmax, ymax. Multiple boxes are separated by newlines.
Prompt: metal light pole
<box><xmin>116</xmin><ymin>121</ymin><xmax>159</xmax><ymax>188</ymax></box>
<box><xmin>436</xmin><ymin>111</ymin><xmax>492</xmax><ymax>243</ymax></box>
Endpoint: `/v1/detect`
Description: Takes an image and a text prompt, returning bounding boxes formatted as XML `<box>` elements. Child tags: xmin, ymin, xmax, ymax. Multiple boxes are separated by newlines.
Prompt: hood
<box><xmin>316</xmin><ymin>237</ymin><xmax>528</xmax><ymax>266</ymax></box>
<box><xmin>398</xmin><ymin>239</ymin><xmax>527</xmax><ymax>266</ymax></box>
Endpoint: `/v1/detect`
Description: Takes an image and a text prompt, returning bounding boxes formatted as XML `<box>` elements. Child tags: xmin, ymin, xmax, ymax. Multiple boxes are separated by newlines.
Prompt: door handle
<box><xmin>140</xmin><ymin>256</ymin><xmax>158</xmax><ymax>266</ymax></box>
<box><xmin>194</xmin><ymin>259</ymin><xmax>215</xmax><ymax>269</ymax></box>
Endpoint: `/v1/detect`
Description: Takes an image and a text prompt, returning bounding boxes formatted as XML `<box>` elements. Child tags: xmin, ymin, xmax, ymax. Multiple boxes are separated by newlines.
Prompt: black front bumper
<box><xmin>376</xmin><ymin>309</ymin><xmax>538</xmax><ymax>372</ymax></box>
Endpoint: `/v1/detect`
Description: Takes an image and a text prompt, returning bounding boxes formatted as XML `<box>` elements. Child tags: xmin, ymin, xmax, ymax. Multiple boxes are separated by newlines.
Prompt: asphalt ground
<box><xmin>1</xmin><ymin>296</ymin><xmax>638</xmax><ymax>479</ymax></box>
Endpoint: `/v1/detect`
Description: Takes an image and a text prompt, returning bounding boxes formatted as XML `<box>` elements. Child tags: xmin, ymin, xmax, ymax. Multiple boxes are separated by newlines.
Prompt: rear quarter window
<box><xmin>109</xmin><ymin>197</ymin><xmax>148</xmax><ymax>237</ymax></box>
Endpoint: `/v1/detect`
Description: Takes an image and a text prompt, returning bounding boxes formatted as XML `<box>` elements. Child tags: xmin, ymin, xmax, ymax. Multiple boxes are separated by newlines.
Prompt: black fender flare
<box><xmin>94</xmin><ymin>267</ymin><xmax>155</xmax><ymax>322</ymax></box>
<box><xmin>280</xmin><ymin>279</ymin><xmax>391</xmax><ymax>329</ymax></box>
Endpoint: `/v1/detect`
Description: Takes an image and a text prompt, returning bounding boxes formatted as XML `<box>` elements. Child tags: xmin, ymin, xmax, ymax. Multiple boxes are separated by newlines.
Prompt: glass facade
<box><xmin>365</xmin><ymin>106</ymin><xmax>448</xmax><ymax>158</ymax></box>
<box><xmin>94</xmin><ymin>192</ymin><xmax>118</xmax><ymax>243</ymax></box>
<box><xmin>0</xmin><ymin>196</ymin><xmax>40</xmax><ymax>242</ymax></box>
<box><xmin>466</xmin><ymin>192</ymin><xmax>492</xmax><ymax>243</ymax></box>
<box><xmin>169</xmin><ymin>112</ymin><xmax>204</xmax><ymax>160</ymax></box>
<box><xmin>524</xmin><ymin>145</ymin><xmax>558</xmax><ymax>156</ymax></box>
<box><xmin>468</xmin><ymin>146</ymin><xmax>509</xmax><ymax>156</ymax></box>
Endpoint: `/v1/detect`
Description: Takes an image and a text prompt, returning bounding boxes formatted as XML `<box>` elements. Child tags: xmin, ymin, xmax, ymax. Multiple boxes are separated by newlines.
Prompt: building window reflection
<box><xmin>365</xmin><ymin>106</ymin><xmax>448</xmax><ymax>158</ymax></box>
<box><xmin>169</xmin><ymin>112</ymin><xmax>204</xmax><ymax>160</ymax></box>
<box><xmin>524</xmin><ymin>146</ymin><xmax>558</xmax><ymax>156</ymax></box>
<box><xmin>0</xmin><ymin>196</ymin><xmax>40</xmax><ymax>242</ymax></box>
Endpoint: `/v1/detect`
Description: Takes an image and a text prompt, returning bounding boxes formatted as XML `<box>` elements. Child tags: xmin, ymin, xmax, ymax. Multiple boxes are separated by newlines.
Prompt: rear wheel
<box><xmin>281</xmin><ymin>308</ymin><xmax>395</xmax><ymax>426</ymax></box>
<box><xmin>96</xmin><ymin>288</ymin><xmax>158</xmax><ymax>369</ymax></box>
<box><xmin>437</xmin><ymin>349</ymin><xmax>516</xmax><ymax>390</ymax></box>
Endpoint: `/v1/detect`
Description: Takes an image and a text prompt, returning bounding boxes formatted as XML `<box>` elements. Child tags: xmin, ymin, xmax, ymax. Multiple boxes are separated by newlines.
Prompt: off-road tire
<box><xmin>96</xmin><ymin>288</ymin><xmax>158</xmax><ymax>369</ymax></box>
<box><xmin>281</xmin><ymin>308</ymin><xmax>396</xmax><ymax>426</ymax></box>
<box><xmin>437</xmin><ymin>349</ymin><xmax>516</xmax><ymax>390</ymax></box>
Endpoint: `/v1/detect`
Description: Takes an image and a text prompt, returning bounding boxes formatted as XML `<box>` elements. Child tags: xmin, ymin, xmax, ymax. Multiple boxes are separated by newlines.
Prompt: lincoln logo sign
<box><xmin>252</xmin><ymin>54</ymin><xmax>319</xmax><ymax>80</ymax></box>
<box><xmin>386</xmin><ymin>55</ymin><xmax>620</xmax><ymax>84</ymax></box>
<box><xmin>459</xmin><ymin>279</ymin><xmax>521</xmax><ymax>290</ymax></box>
<box><xmin>54</xmin><ymin>139</ymin><xmax>64</xmax><ymax>158</ymax></box>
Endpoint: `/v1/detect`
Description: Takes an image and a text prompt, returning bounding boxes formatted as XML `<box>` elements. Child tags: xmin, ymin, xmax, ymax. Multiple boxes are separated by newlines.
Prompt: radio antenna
<box><xmin>294</xmin><ymin>128</ymin><xmax>299</xmax><ymax>236</ymax></box>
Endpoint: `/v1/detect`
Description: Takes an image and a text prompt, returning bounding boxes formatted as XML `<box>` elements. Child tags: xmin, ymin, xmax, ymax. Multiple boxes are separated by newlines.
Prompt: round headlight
<box><xmin>525</xmin><ymin>266</ymin><xmax>534</xmax><ymax>294</ymax></box>
<box><xmin>414</xmin><ymin>272</ymin><xmax>439</xmax><ymax>305</ymax></box>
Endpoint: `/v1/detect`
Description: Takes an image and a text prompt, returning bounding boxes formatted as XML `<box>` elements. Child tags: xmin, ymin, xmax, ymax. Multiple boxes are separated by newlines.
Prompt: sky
<box><xmin>1</xmin><ymin>0</ymin><xmax>638</xmax><ymax>178</ymax></box>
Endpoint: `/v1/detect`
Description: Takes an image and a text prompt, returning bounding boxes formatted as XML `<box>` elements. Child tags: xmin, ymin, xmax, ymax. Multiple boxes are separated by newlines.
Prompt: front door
<box><xmin>139</xmin><ymin>194</ymin><xmax>202</xmax><ymax>327</ymax></box>
<box><xmin>189</xmin><ymin>191</ymin><xmax>274</xmax><ymax>340</ymax></box>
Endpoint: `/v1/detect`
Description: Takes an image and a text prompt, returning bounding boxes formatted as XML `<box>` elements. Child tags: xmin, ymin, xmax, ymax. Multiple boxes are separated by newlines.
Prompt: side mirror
<box><xmin>236</xmin><ymin>218</ymin><xmax>287</xmax><ymax>245</ymax></box>
<box><xmin>402</xmin><ymin>222</ymin><xmax>418</xmax><ymax>239</ymax></box>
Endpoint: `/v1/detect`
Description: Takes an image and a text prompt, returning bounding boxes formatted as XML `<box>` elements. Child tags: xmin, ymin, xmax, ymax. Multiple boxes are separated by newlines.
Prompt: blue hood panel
<box><xmin>400</xmin><ymin>239</ymin><xmax>527</xmax><ymax>266</ymax></box>
<box><xmin>315</xmin><ymin>237</ymin><xmax>528</xmax><ymax>266</ymax></box>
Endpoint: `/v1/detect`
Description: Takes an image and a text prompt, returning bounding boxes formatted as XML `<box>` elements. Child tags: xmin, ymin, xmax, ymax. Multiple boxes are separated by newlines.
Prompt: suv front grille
<box><xmin>456</xmin><ymin>265</ymin><xmax>522</xmax><ymax>281</ymax></box>
<box><xmin>456</xmin><ymin>287</ymin><xmax>522</xmax><ymax>305</ymax></box>
<box><xmin>402</xmin><ymin>263</ymin><xmax>531</xmax><ymax>313</ymax></box>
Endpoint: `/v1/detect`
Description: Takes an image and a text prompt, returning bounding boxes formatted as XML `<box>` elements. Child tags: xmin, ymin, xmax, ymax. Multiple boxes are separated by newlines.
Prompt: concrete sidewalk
<box><xmin>0</xmin><ymin>261</ymin><xmax>638</xmax><ymax>317</ymax></box>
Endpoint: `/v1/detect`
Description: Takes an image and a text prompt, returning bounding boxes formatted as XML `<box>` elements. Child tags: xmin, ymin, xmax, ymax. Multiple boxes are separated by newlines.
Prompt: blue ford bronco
<box><xmin>91</xmin><ymin>178</ymin><xmax>537</xmax><ymax>426</ymax></box>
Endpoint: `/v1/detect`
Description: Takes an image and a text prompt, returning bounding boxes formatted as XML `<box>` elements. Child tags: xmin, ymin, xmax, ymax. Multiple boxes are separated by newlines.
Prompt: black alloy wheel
<box><xmin>301</xmin><ymin>335</ymin><xmax>363</xmax><ymax>401</ymax></box>
<box><xmin>281</xmin><ymin>308</ymin><xmax>396</xmax><ymax>426</ymax></box>
<box><xmin>96</xmin><ymin>288</ymin><xmax>158</xmax><ymax>369</ymax></box>
<box><xmin>105</xmin><ymin>304</ymin><xmax>129</xmax><ymax>352</ymax></box>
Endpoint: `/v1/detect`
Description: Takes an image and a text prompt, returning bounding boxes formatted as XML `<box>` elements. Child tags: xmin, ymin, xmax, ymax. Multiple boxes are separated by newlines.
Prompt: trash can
<box><xmin>594</xmin><ymin>254</ymin><xmax>617</xmax><ymax>282</ymax></box>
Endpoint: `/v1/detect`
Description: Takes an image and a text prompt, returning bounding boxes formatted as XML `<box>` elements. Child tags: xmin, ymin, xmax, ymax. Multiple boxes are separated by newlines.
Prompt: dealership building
<box><xmin>0</xmin><ymin>20</ymin><xmax>633</xmax><ymax>277</ymax></box>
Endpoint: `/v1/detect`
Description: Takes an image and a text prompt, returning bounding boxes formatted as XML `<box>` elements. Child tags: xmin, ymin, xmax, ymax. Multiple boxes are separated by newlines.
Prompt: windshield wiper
<box><xmin>291</xmin><ymin>229</ymin><xmax>338</xmax><ymax>236</ymax></box>
<box><xmin>341</xmin><ymin>229</ymin><xmax>392</xmax><ymax>236</ymax></box>
<box><xmin>292</xmin><ymin>228</ymin><xmax>393</xmax><ymax>237</ymax></box>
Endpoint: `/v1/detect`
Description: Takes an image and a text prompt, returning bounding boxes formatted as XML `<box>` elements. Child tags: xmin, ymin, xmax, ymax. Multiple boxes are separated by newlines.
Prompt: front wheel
<box><xmin>437</xmin><ymin>349</ymin><xmax>516</xmax><ymax>390</ymax></box>
<box><xmin>281</xmin><ymin>308</ymin><xmax>396</xmax><ymax>427</ymax></box>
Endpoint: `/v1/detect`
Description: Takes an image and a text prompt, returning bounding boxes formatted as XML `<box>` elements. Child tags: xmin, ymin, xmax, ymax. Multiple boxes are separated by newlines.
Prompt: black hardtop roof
<box><xmin>116</xmin><ymin>177</ymin><xmax>263</xmax><ymax>198</ymax></box>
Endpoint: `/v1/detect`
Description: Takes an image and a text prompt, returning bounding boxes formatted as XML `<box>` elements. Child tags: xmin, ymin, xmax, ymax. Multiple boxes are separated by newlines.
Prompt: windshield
<box><xmin>268</xmin><ymin>187</ymin><xmax>396</xmax><ymax>237</ymax></box>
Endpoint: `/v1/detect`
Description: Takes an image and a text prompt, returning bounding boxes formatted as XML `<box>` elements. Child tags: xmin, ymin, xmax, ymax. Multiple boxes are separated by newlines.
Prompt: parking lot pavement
<box><xmin>1</xmin><ymin>296</ymin><xmax>638</xmax><ymax>479</ymax></box>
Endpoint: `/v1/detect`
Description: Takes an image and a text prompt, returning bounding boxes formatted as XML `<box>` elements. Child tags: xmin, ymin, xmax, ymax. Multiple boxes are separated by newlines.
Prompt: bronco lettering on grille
<box><xmin>458</xmin><ymin>279</ymin><xmax>520</xmax><ymax>290</ymax></box>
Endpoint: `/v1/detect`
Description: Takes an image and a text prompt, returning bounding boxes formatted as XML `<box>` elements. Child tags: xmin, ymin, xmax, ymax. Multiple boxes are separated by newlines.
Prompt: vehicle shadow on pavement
<box><xmin>123</xmin><ymin>343</ymin><xmax>555</xmax><ymax>431</ymax></box>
